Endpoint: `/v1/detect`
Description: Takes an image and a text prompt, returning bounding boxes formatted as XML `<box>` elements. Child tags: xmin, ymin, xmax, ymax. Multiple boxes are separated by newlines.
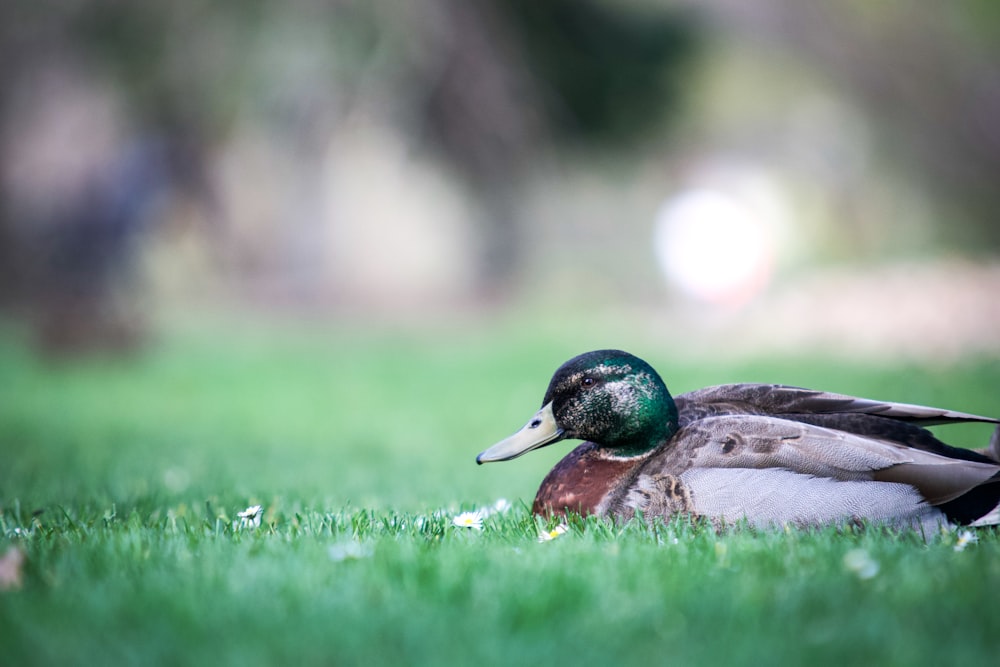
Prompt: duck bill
<box><xmin>476</xmin><ymin>402</ymin><xmax>565</xmax><ymax>464</ymax></box>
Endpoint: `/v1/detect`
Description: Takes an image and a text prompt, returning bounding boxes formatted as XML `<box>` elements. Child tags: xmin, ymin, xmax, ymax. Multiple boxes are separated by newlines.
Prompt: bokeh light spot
<box><xmin>654</xmin><ymin>187</ymin><xmax>777</xmax><ymax>306</ymax></box>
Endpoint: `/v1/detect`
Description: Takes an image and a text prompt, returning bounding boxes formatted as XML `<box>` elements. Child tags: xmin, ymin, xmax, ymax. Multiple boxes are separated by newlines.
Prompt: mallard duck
<box><xmin>476</xmin><ymin>350</ymin><xmax>1000</xmax><ymax>531</ymax></box>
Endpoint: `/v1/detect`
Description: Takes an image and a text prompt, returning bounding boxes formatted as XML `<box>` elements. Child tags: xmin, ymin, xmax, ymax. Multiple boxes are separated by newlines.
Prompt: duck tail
<box><xmin>974</xmin><ymin>425</ymin><xmax>1000</xmax><ymax>463</ymax></box>
<box><xmin>964</xmin><ymin>469</ymin><xmax>1000</xmax><ymax>527</ymax></box>
<box><xmin>970</xmin><ymin>506</ymin><xmax>1000</xmax><ymax>527</ymax></box>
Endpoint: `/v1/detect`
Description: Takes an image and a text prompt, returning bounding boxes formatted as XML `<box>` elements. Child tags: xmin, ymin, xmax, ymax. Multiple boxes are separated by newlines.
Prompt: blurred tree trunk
<box><xmin>416</xmin><ymin>1</ymin><xmax>544</xmax><ymax>298</ymax></box>
<box><xmin>692</xmin><ymin>0</ymin><xmax>1000</xmax><ymax>248</ymax></box>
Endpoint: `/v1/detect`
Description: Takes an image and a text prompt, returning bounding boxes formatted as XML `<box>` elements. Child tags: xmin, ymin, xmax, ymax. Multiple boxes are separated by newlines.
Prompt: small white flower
<box><xmin>492</xmin><ymin>498</ymin><xmax>512</xmax><ymax>514</ymax></box>
<box><xmin>954</xmin><ymin>530</ymin><xmax>978</xmax><ymax>552</ymax></box>
<box><xmin>843</xmin><ymin>549</ymin><xmax>879</xmax><ymax>580</ymax></box>
<box><xmin>328</xmin><ymin>542</ymin><xmax>373</xmax><ymax>562</ymax></box>
<box><xmin>238</xmin><ymin>505</ymin><xmax>263</xmax><ymax>528</ymax></box>
<box><xmin>452</xmin><ymin>511</ymin><xmax>485</xmax><ymax>530</ymax></box>
<box><xmin>538</xmin><ymin>524</ymin><xmax>568</xmax><ymax>542</ymax></box>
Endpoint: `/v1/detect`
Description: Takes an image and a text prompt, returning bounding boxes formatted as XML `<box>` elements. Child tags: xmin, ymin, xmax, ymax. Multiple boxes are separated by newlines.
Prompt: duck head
<box><xmin>476</xmin><ymin>350</ymin><xmax>680</xmax><ymax>463</ymax></box>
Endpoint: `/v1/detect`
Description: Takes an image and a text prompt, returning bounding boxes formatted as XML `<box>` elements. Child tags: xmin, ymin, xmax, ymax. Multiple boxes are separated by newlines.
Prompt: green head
<box><xmin>476</xmin><ymin>350</ymin><xmax>679</xmax><ymax>463</ymax></box>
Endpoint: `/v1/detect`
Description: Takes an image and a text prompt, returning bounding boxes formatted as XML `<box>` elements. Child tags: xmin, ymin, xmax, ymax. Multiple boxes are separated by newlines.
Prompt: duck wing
<box><xmin>675</xmin><ymin>384</ymin><xmax>999</xmax><ymax>464</ymax></box>
<box><xmin>675</xmin><ymin>384</ymin><xmax>999</xmax><ymax>426</ymax></box>
<box><xmin>616</xmin><ymin>415</ymin><xmax>1000</xmax><ymax>529</ymax></box>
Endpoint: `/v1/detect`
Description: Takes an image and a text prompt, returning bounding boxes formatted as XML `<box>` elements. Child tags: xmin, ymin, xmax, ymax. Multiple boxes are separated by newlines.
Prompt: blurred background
<box><xmin>1</xmin><ymin>0</ymin><xmax>999</xmax><ymax>359</ymax></box>
<box><xmin>2</xmin><ymin>1</ymin><xmax>1000</xmax><ymax>512</ymax></box>
<box><xmin>4</xmin><ymin>8</ymin><xmax>1000</xmax><ymax>662</ymax></box>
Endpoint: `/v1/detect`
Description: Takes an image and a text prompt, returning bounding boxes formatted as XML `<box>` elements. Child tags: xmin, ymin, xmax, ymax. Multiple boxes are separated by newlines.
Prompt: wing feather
<box><xmin>628</xmin><ymin>416</ymin><xmax>1000</xmax><ymax>527</ymax></box>
<box><xmin>677</xmin><ymin>384</ymin><xmax>999</xmax><ymax>426</ymax></box>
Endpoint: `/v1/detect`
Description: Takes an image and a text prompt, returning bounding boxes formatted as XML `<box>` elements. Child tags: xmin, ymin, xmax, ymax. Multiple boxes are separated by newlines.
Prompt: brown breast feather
<box><xmin>532</xmin><ymin>443</ymin><xmax>644</xmax><ymax>517</ymax></box>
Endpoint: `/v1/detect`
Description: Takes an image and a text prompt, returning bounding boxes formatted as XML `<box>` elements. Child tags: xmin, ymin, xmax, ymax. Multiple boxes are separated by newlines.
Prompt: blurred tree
<box><xmin>416</xmin><ymin>0</ymin><xmax>700</xmax><ymax>293</ymax></box>
<box><xmin>0</xmin><ymin>1</ymin><xmax>228</xmax><ymax>353</ymax></box>
<box><xmin>504</xmin><ymin>0</ymin><xmax>698</xmax><ymax>149</ymax></box>
<box><xmin>0</xmin><ymin>0</ymin><xmax>701</xmax><ymax>340</ymax></box>
<box><xmin>691</xmin><ymin>0</ymin><xmax>1000</xmax><ymax>249</ymax></box>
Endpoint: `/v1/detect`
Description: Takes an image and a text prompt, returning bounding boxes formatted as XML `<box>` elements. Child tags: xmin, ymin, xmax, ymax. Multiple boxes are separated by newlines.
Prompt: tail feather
<box><xmin>974</xmin><ymin>425</ymin><xmax>1000</xmax><ymax>463</ymax></box>
<box><xmin>970</xmin><ymin>505</ymin><xmax>1000</xmax><ymax>527</ymax></box>
<box><xmin>939</xmin><ymin>469</ymin><xmax>1000</xmax><ymax>526</ymax></box>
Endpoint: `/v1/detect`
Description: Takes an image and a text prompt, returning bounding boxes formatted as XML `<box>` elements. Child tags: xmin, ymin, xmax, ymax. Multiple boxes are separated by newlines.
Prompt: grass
<box><xmin>1</xmin><ymin>316</ymin><xmax>999</xmax><ymax>666</ymax></box>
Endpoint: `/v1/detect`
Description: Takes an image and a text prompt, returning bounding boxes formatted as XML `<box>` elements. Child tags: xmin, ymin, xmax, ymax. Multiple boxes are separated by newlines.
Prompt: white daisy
<box><xmin>954</xmin><ymin>529</ymin><xmax>978</xmax><ymax>552</ymax></box>
<box><xmin>492</xmin><ymin>498</ymin><xmax>512</xmax><ymax>514</ymax></box>
<box><xmin>843</xmin><ymin>549</ymin><xmax>879</xmax><ymax>579</ymax></box>
<box><xmin>328</xmin><ymin>542</ymin><xmax>373</xmax><ymax>562</ymax></box>
<box><xmin>452</xmin><ymin>511</ymin><xmax>485</xmax><ymax>530</ymax></box>
<box><xmin>538</xmin><ymin>524</ymin><xmax>568</xmax><ymax>542</ymax></box>
<box><xmin>238</xmin><ymin>504</ymin><xmax>263</xmax><ymax>528</ymax></box>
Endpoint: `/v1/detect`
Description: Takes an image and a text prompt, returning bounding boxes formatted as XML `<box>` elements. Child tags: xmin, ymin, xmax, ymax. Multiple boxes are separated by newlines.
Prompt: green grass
<box><xmin>1</xmin><ymin>318</ymin><xmax>999</xmax><ymax>666</ymax></box>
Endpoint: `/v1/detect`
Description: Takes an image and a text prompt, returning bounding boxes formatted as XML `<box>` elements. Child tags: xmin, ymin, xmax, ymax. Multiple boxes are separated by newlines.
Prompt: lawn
<box><xmin>1</xmin><ymin>316</ymin><xmax>998</xmax><ymax>666</ymax></box>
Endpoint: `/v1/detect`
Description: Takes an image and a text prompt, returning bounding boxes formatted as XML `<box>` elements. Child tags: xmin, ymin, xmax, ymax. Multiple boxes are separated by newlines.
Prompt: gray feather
<box><xmin>617</xmin><ymin>415</ymin><xmax>1000</xmax><ymax>528</ymax></box>
<box><xmin>676</xmin><ymin>468</ymin><xmax>948</xmax><ymax>533</ymax></box>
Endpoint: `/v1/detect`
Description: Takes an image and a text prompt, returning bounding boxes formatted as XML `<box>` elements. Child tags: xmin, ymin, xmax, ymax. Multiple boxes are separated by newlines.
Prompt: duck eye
<box><xmin>581</xmin><ymin>377</ymin><xmax>595</xmax><ymax>388</ymax></box>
